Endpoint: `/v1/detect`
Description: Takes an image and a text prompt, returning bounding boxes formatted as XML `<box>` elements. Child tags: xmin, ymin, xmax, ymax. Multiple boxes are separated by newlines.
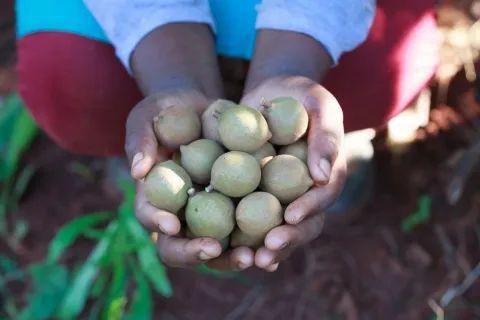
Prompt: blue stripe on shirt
<box><xmin>16</xmin><ymin>0</ymin><xmax>260</xmax><ymax>59</ymax></box>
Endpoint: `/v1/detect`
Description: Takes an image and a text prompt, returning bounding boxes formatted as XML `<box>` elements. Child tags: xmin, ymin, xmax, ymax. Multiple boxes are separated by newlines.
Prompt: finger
<box><xmin>255</xmin><ymin>247</ymin><xmax>277</xmax><ymax>269</ymax></box>
<box><xmin>255</xmin><ymin>247</ymin><xmax>289</xmax><ymax>271</ymax></box>
<box><xmin>125</xmin><ymin>104</ymin><xmax>163</xmax><ymax>180</ymax></box>
<box><xmin>136</xmin><ymin>182</ymin><xmax>181</xmax><ymax>235</ymax></box>
<box><xmin>207</xmin><ymin>246</ymin><xmax>255</xmax><ymax>271</ymax></box>
<box><xmin>284</xmin><ymin>147</ymin><xmax>346</xmax><ymax>224</ymax></box>
<box><xmin>157</xmin><ymin>234</ymin><xmax>222</xmax><ymax>268</ymax></box>
<box><xmin>264</xmin><ymin>214</ymin><xmax>325</xmax><ymax>251</ymax></box>
<box><xmin>265</xmin><ymin>263</ymin><xmax>279</xmax><ymax>272</ymax></box>
<box><xmin>255</xmin><ymin>214</ymin><xmax>325</xmax><ymax>270</ymax></box>
<box><xmin>303</xmin><ymin>90</ymin><xmax>344</xmax><ymax>184</ymax></box>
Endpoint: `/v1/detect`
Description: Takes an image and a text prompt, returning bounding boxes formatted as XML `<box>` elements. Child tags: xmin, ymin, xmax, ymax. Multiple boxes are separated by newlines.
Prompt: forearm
<box><xmin>131</xmin><ymin>23</ymin><xmax>222</xmax><ymax>98</ymax></box>
<box><xmin>244</xmin><ymin>30</ymin><xmax>332</xmax><ymax>93</ymax></box>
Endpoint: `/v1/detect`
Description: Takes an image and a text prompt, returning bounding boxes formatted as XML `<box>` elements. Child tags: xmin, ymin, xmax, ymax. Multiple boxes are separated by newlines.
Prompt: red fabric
<box><xmin>17</xmin><ymin>34</ymin><xmax>143</xmax><ymax>156</ymax></box>
<box><xmin>17</xmin><ymin>0</ymin><xmax>438</xmax><ymax>156</ymax></box>
<box><xmin>324</xmin><ymin>0</ymin><xmax>438</xmax><ymax>131</ymax></box>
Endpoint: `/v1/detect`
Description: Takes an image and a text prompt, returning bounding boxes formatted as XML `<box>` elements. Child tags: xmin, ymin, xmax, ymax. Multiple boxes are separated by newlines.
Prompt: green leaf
<box><xmin>0</xmin><ymin>101</ymin><xmax>38</xmax><ymax>181</ymax></box>
<box><xmin>19</xmin><ymin>263</ymin><xmax>68</xmax><ymax>320</ymax></box>
<box><xmin>117</xmin><ymin>179</ymin><xmax>135</xmax><ymax>217</ymax></box>
<box><xmin>0</xmin><ymin>94</ymin><xmax>23</xmax><ymax>152</ymax></box>
<box><xmin>82</xmin><ymin>228</ymin><xmax>106</xmax><ymax>241</ymax></box>
<box><xmin>57</xmin><ymin>221</ymin><xmax>118</xmax><ymax>319</ymax></box>
<box><xmin>107</xmin><ymin>225</ymin><xmax>130</xmax><ymax>259</ymax></box>
<box><xmin>137</xmin><ymin>245</ymin><xmax>172</xmax><ymax>297</ymax></box>
<box><xmin>115</xmin><ymin>178</ymin><xmax>172</xmax><ymax>296</ymax></box>
<box><xmin>101</xmin><ymin>257</ymin><xmax>127</xmax><ymax>320</ymax></box>
<box><xmin>10</xmin><ymin>219</ymin><xmax>28</xmax><ymax>248</ymax></box>
<box><xmin>90</xmin><ymin>271</ymin><xmax>109</xmax><ymax>298</ymax></box>
<box><xmin>88</xmin><ymin>294</ymin><xmax>105</xmax><ymax>320</ymax></box>
<box><xmin>125</xmin><ymin>217</ymin><xmax>172</xmax><ymax>297</ymax></box>
<box><xmin>0</xmin><ymin>255</ymin><xmax>18</xmax><ymax>274</ymax></box>
<box><xmin>124</xmin><ymin>263</ymin><xmax>152</xmax><ymax>320</ymax></box>
<box><xmin>4</xmin><ymin>298</ymin><xmax>20</xmax><ymax>319</ymax></box>
<box><xmin>11</xmin><ymin>165</ymin><xmax>36</xmax><ymax>203</ymax></box>
<box><xmin>105</xmin><ymin>296</ymin><xmax>127</xmax><ymax>320</ymax></box>
<box><xmin>46</xmin><ymin>211</ymin><xmax>112</xmax><ymax>263</ymax></box>
<box><xmin>0</xmin><ymin>255</ymin><xmax>24</xmax><ymax>294</ymax></box>
<box><xmin>0</xmin><ymin>181</ymin><xmax>12</xmax><ymax>235</ymax></box>
<box><xmin>401</xmin><ymin>195</ymin><xmax>432</xmax><ymax>232</ymax></box>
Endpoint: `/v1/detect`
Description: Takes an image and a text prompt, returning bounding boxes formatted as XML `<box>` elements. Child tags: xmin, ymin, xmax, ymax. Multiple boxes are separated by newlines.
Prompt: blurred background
<box><xmin>1</xmin><ymin>0</ymin><xmax>480</xmax><ymax>319</ymax></box>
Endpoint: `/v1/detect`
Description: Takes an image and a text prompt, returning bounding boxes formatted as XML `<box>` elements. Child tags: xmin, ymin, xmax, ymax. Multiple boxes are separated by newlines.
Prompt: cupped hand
<box><xmin>240</xmin><ymin>76</ymin><xmax>347</xmax><ymax>271</ymax></box>
<box><xmin>125</xmin><ymin>90</ymin><xmax>254</xmax><ymax>269</ymax></box>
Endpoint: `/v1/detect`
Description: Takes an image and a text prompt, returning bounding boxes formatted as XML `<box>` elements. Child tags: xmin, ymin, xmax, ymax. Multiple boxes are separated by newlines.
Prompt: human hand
<box><xmin>125</xmin><ymin>90</ymin><xmax>254</xmax><ymax>269</ymax></box>
<box><xmin>240</xmin><ymin>76</ymin><xmax>347</xmax><ymax>271</ymax></box>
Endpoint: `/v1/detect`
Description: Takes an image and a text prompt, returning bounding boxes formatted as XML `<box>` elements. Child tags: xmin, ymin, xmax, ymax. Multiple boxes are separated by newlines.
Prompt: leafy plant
<box><xmin>18</xmin><ymin>179</ymin><xmax>172</xmax><ymax>320</ymax></box>
<box><xmin>0</xmin><ymin>254</ymin><xmax>26</xmax><ymax>319</ymax></box>
<box><xmin>401</xmin><ymin>195</ymin><xmax>432</xmax><ymax>232</ymax></box>
<box><xmin>0</xmin><ymin>94</ymin><xmax>38</xmax><ymax>248</ymax></box>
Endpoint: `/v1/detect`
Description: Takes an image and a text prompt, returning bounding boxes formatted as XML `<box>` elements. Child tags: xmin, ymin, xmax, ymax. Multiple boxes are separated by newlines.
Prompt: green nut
<box><xmin>186</xmin><ymin>191</ymin><xmax>235</xmax><ymax>240</ymax></box>
<box><xmin>180</xmin><ymin>139</ymin><xmax>224</xmax><ymax>184</ymax></box>
<box><xmin>209</xmin><ymin>151</ymin><xmax>261</xmax><ymax>198</ymax></box>
<box><xmin>261</xmin><ymin>155</ymin><xmax>313</xmax><ymax>204</ymax></box>
<box><xmin>144</xmin><ymin>160</ymin><xmax>193</xmax><ymax>213</ymax></box>
<box><xmin>262</xmin><ymin>97</ymin><xmax>308</xmax><ymax>145</ymax></box>
<box><xmin>219</xmin><ymin>105</ymin><xmax>271</xmax><ymax>152</ymax></box>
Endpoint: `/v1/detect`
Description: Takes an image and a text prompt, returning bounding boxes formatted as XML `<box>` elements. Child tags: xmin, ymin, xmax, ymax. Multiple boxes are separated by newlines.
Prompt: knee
<box><xmin>17</xmin><ymin>33</ymin><xmax>142</xmax><ymax>156</ymax></box>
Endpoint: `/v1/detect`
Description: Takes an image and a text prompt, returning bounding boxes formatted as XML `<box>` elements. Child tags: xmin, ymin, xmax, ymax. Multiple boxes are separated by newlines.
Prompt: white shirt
<box><xmin>83</xmin><ymin>0</ymin><xmax>376</xmax><ymax>71</ymax></box>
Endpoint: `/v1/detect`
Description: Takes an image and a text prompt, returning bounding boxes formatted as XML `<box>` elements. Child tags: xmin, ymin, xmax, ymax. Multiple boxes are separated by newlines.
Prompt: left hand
<box><xmin>240</xmin><ymin>76</ymin><xmax>347</xmax><ymax>271</ymax></box>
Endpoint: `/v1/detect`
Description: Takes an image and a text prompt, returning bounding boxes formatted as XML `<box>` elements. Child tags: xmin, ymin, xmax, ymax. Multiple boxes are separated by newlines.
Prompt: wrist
<box><xmin>144</xmin><ymin>88</ymin><xmax>210</xmax><ymax>114</ymax></box>
<box><xmin>131</xmin><ymin>23</ymin><xmax>223</xmax><ymax>98</ymax></box>
<box><xmin>138</xmin><ymin>76</ymin><xmax>205</xmax><ymax>98</ymax></box>
<box><xmin>245</xmin><ymin>30</ymin><xmax>332</xmax><ymax>93</ymax></box>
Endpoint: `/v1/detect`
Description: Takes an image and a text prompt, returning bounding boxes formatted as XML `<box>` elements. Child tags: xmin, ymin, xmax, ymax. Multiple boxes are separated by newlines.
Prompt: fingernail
<box><xmin>132</xmin><ymin>152</ymin><xmax>144</xmax><ymax>170</ymax></box>
<box><xmin>237</xmin><ymin>261</ymin><xmax>248</xmax><ymax>270</ymax></box>
<box><xmin>287</xmin><ymin>213</ymin><xmax>304</xmax><ymax>225</ymax></box>
<box><xmin>295</xmin><ymin>214</ymin><xmax>305</xmax><ymax>224</ymax></box>
<box><xmin>199</xmin><ymin>250</ymin><xmax>213</xmax><ymax>260</ymax></box>
<box><xmin>279</xmin><ymin>242</ymin><xmax>289</xmax><ymax>250</ymax></box>
<box><xmin>259</xmin><ymin>255</ymin><xmax>273</xmax><ymax>267</ymax></box>
<box><xmin>317</xmin><ymin>158</ymin><xmax>331</xmax><ymax>183</ymax></box>
<box><xmin>269</xmin><ymin>237</ymin><xmax>288</xmax><ymax>250</ymax></box>
<box><xmin>158</xmin><ymin>220</ymin><xmax>178</xmax><ymax>235</ymax></box>
<box><xmin>267</xmin><ymin>263</ymin><xmax>279</xmax><ymax>272</ymax></box>
<box><xmin>157</xmin><ymin>222</ymin><xmax>168</xmax><ymax>235</ymax></box>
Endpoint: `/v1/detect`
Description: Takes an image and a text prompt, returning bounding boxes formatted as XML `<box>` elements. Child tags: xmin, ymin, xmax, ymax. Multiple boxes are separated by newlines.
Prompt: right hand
<box><xmin>125</xmin><ymin>90</ymin><xmax>255</xmax><ymax>269</ymax></box>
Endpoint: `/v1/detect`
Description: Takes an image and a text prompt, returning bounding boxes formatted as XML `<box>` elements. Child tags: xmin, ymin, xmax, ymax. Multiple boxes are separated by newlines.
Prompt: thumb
<box><xmin>304</xmin><ymin>94</ymin><xmax>343</xmax><ymax>184</ymax></box>
<box><xmin>125</xmin><ymin>105</ymin><xmax>164</xmax><ymax>180</ymax></box>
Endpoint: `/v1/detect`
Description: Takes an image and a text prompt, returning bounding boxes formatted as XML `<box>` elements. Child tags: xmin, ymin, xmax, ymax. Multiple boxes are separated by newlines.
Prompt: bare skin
<box><xmin>126</xmin><ymin>23</ymin><xmax>254</xmax><ymax>270</ymax></box>
<box><xmin>125</xmin><ymin>25</ymin><xmax>346</xmax><ymax>271</ymax></box>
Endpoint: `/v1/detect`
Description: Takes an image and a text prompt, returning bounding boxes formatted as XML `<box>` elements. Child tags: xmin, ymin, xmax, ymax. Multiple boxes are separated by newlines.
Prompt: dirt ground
<box><xmin>2</xmin><ymin>1</ymin><xmax>480</xmax><ymax>319</ymax></box>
